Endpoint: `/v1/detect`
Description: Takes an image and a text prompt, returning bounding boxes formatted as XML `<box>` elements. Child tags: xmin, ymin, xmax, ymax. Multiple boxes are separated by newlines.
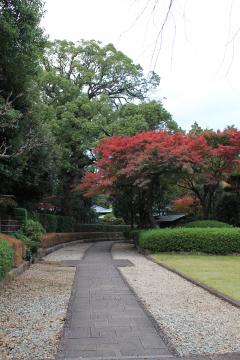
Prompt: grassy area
<box><xmin>152</xmin><ymin>253</ymin><xmax>240</xmax><ymax>301</ymax></box>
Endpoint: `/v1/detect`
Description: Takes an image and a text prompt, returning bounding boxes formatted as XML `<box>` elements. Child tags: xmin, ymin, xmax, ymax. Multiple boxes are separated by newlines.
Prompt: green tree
<box><xmin>0</xmin><ymin>0</ymin><xmax>59</xmax><ymax>203</ymax></box>
<box><xmin>40</xmin><ymin>40</ymin><xmax>162</xmax><ymax>215</ymax></box>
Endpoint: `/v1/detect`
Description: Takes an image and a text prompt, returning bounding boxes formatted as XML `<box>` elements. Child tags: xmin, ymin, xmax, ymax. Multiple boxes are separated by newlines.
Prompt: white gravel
<box><xmin>112</xmin><ymin>243</ymin><xmax>240</xmax><ymax>357</ymax></box>
<box><xmin>44</xmin><ymin>242</ymin><xmax>92</xmax><ymax>262</ymax></box>
<box><xmin>0</xmin><ymin>243</ymin><xmax>92</xmax><ymax>360</ymax></box>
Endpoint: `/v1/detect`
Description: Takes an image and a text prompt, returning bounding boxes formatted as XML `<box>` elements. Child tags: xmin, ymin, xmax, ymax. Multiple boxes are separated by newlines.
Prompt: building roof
<box><xmin>156</xmin><ymin>214</ymin><xmax>186</xmax><ymax>223</ymax></box>
<box><xmin>92</xmin><ymin>205</ymin><xmax>112</xmax><ymax>214</ymax></box>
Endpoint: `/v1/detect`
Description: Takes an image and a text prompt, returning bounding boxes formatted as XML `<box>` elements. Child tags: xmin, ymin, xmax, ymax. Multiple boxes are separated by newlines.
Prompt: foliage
<box><xmin>0</xmin><ymin>239</ymin><xmax>13</xmax><ymax>280</ymax></box>
<box><xmin>102</xmin><ymin>213</ymin><xmax>125</xmax><ymax>225</ymax></box>
<box><xmin>123</xmin><ymin>229</ymin><xmax>141</xmax><ymax>243</ymax></box>
<box><xmin>42</xmin><ymin>40</ymin><xmax>159</xmax><ymax>104</ymax></box>
<box><xmin>57</xmin><ymin>215</ymin><xmax>75</xmax><ymax>233</ymax></box>
<box><xmin>13</xmin><ymin>216</ymin><xmax>45</xmax><ymax>258</ymax></box>
<box><xmin>34</xmin><ymin>213</ymin><xmax>76</xmax><ymax>233</ymax></box>
<box><xmin>0</xmin><ymin>0</ymin><xmax>46</xmax><ymax>159</ymax></box>
<box><xmin>80</xmin><ymin>129</ymin><xmax>240</xmax><ymax>227</ymax></box>
<box><xmin>181</xmin><ymin>130</ymin><xmax>240</xmax><ymax>219</ymax></box>
<box><xmin>216</xmin><ymin>194</ymin><xmax>240</xmax><ymax>227</ymax></box>
<box><xmin>183</xmin><ymin>220</ymin><xmax>232</xmax><ymax>228</ymax></box>
<box><xmin>35</xmin><ymin>213</ymin><xmax>58</xmax><ymax>232</ymax></box>
<box><xmin>21</xmin><ymin>219</ymin><xmax>45</xmax><ymax>244</ymax></box>
<box><xmin>15</xmin><ymin>207</ymin><xmax>28</xmax><ymax>223</ymax></box>
<box><xmin>172</xmin><ymin>195</ymin><xmax>201</xmax><ymax>215</ymax></box>
<box><xmin>74</xmin><ymin>223</ymin><xmax>130</xmax><ymax>232</ymax></box>
<box><xmin>108</xmin><ymin>101</ymin><xmax>179</xmax><ymax>135</ymax></box>
<box><xmin>139</xmin><ymin>228</ymin><xmax>240</xmax><ymax>254</ymax></box>
<box><xmin>13</xmin><ymin>231</ymin><xmax>36</xmax><ymax>260</ymax></box>
<box><xmin>0</xmin><ymin>196</ymin><xmax>17</xmax><ymax>215</ymax></box>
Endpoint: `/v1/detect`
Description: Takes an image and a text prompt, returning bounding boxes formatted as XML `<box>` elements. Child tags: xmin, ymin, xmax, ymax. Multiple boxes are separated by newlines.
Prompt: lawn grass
<box><xmin>152</xmin><ymin>253</ymin><xmax>240</xmax><ymax>301</ymax></box>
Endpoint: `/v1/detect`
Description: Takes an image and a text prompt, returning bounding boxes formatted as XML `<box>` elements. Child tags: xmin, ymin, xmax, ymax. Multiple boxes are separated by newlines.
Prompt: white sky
<box><xmin>41</xmin><ymin>0</ymin><xmax>240</xmax><ymax>131</ymax></box>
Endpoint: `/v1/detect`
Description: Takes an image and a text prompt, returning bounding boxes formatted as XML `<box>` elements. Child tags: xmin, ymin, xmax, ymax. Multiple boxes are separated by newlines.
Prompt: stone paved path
<box><xmin>57</xmin><ymin>241</ymin><xmax>174</xmax><ymax>359</ymax></box>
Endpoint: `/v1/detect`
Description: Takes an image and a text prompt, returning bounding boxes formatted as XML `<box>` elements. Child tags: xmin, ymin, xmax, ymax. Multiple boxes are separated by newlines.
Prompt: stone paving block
<box><xmin>139</xmin><ymin>334</ymin><xmax>168</xmax><ymax>349</ymax></box>
<box><xmin>64</xmin><ymin>327</ymin><xmax>91</xmax><ymax>338</ymax></box>
<box><xmin>57</xmin><ymin>241</ymin><xmax>172</xmax><ymax>359</ymax></box>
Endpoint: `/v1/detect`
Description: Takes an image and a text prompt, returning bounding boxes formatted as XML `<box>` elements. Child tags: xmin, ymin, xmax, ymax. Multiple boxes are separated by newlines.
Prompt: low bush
<box><xmin>0</xmin><ymin>233</ymin><xmax>25</xmax><ymax>266</ymax></box>
<box><xmin>17</xmin><ymin>219</ymin><xmax>45</xmax><ymax>256</ymax></box>
<box><xmin>139</xmin><ymin>228</ymin><xmax>240</xmax><ymax>254</ymax></box>
<box><xmin>0</xmin><ymin>240</ymin><xmax>13</xmax><ymax>280</ymax></box>
<box><xmin>13</xmin><ymin>231</ymin><xmax>38</xmax><ymax>260</ymax></box>
<box><xmin>184</xmin><ymin>220</ymin><xmax>232</xmax><ymax>228</ymax></box>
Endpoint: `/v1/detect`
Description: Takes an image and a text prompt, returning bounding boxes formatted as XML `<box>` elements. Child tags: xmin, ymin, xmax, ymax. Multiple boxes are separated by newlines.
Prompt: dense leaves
<box><xmin>81</xmin><ymin>130</ymin><xmax>240</xmax><ymax>226</ymax></box>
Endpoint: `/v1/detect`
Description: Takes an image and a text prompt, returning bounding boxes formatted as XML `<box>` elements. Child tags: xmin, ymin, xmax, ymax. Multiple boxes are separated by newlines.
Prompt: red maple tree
<box><xmin>80</xmin><ymin>129</ymin><xmax>240</xmax><ymax>226</ymax></box>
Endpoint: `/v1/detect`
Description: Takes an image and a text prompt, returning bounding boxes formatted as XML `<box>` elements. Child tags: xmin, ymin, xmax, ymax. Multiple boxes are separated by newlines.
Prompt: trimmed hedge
<box><xmin>35</xmin><ymin>213</ymin><xmax>58</xmax><ymax>232</ymax></box>
<box><xmin>0</xmin><ymin>240</ymin><xmax>14</xmax><ymax>280</ymax></box>
<box><xmin>123</xmin><ymin>229</ymin><xmax>140</xmax><ymax>242</ymax></box>
<box><xmin>139</xmin><ymin>228</ymin><xmax>240</xmax><ymax>254</ymax></box>
<box><xmin>35</xmin><ymin>213</ymin><xmax>75</xmax><ymax>233</ymax></box>
<box><xmin>57</xmin><ymin>216</ymin><xmax>75</xmax><ymax>232</ymax></box>
<box><xmin>75</xmin><ymin>223</ymin><xmax>130</xmax><ymax>232</ymax></box>
<box><xmin>41</xmin><ymin>231</ymin><xmax>124</xmax><ymax>249</ymax></box>
<box><xmin>184</xmin><ymin>220</ymin><xmax>232</xmax><ymax>228</ymax></box>
<box><xmin>15</xmin><ymin>208</ymin><xmax>28</xmax><ymax>223</ymax></box>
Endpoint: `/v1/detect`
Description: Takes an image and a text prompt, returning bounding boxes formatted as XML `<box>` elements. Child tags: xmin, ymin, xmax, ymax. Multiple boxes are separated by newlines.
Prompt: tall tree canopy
<box><xmin>42</xmin><ymin>40</ymin><xmax>160</xmax><ymax>105</ymax></box>
<box><xmin>40</xmin><ymin>39</ymin><xmax>174</xmax><ymax>215</ymax></box>
<box><xmin>0</xmin><ymin>0</ymin><xmax>60</xmax><ymax>202</ymax></box>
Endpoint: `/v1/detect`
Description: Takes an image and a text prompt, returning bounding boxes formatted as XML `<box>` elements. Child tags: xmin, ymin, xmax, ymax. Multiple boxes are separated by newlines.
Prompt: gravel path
<box><xmin>0</xmin><ymin>243</ymin><xmax>92</xmax><ymax>360</ymax></box>
<box><xmin>112</xmin><ymin>243</ymin><xmax>240</xmax><ymax>357</ymax></box>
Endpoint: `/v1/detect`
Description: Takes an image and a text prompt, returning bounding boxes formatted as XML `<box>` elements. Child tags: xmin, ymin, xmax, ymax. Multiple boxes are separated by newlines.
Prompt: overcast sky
<box><xmin>41</xmin><ymin>0</ymin><xmax>240</xmax><ymax>131</ymax></box>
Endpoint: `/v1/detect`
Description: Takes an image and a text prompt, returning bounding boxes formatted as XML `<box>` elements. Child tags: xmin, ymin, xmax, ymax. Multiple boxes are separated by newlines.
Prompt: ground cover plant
<box><xmin>152</xmin><ymin>253</ymin><xmax>240</xmax><ymax>301</ymax></box>
<box><xmin>139</xmin><ymin>228</ymin><xmax>240</xmax><ymax>254</ymax></box>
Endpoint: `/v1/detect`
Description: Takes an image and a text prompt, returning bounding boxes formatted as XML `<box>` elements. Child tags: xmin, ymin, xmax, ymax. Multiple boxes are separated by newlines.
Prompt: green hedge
<box><xmin>123</xmin><ymin>229</ymin><xmax>141</xmax><ymax>242</ymax></box>
<box><xmin>184</xmin><ymin>220</ymin><xmax>232</xmax><ymax>228</ymax></box>
<box><xmin>34</xmin><ymin>213</ymin><xmax>75</xmax><ymax>233</ymax></box>
<box><xmin>75</xmin><ymin>223</ymin><xmax>130</xmax><ymax>232</ymax></box>
<box><xmin>139</xmin><ymin>228</ymin><xmax>240</xmax><ymax>254</ymax></box>
<box><xmin>15</xmin><ymin>208</ymin><xmax>28</xmax><ymax>223</ymax></box>
<box><xmin>57</xmin><ymin>215</ymin><xmax>75</xmax><ymax>232</ymax></box>
<box><xmin>0</xmin><ymin>240</ymin><xmax>14</xmax><ymax>280</ymax></box>
<box><xmin>35</xmin><ymin>213</ymin><xmax>58</xmax><ymax>232</ymax></box>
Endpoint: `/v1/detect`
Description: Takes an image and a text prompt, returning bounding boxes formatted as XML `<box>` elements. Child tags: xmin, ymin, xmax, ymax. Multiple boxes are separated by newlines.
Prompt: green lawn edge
<box><xmin>151</xmin><ymin>253</ymin><xmax>240</xmax><ymax>301</ymax></box>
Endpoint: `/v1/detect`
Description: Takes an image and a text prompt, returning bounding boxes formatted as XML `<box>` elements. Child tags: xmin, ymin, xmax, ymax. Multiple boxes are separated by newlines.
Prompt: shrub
<box><xmin>35</xmin><ymin>213</ymin><xmax>58</xmax><ymax>232</ymax></box>
<box><xmin>0</xmin><ymin>234</ymin><xmax>25</xmax><ymax>267</ymax></box>
<box><xmin>123</xmin><ymin>229</ymin><xmax>141</xmax><ymax>243</ymax></box>
<box><xmin>19</xmin><ymin>219</ymin><xmax>45</xmax><ymax>255</ymax></box>
<box><xmin>184</xmin><ymin>220</ymin><xmax>232</xmax><ymax>228</ymax></box>
<box><xmin>216</xmin><ymin>194</ymin><xmax>240</xmax><ymax>227</ymax></box>
<box><xmin>57</xmin><ymin>216</ymin><xmax>75</xmax><ymax>232</ymax></box>
<box><xmin>0</xmin><ymin>196</ymin><xmax>17</xmax><ymax>216</ymax></box>
<box><xmin>13</xmin><ymin>231</ymin><xmax>38</xmax><ymax>260</ymax></box>
<box><xmin>102</xmin><ymin>213</ymin><xmax>125</xmax><ymax>225</ymax></box>
<box><xmin>0</xmin><ymin>240</ymin><xmax>14</xmax><ymax>280</ymax></box>
<box><xmin>15</xmin><ymin>208</ymin><xmax>28</xmax><ymax>223</ymax></box>
<box><xmin>139</xmin><ymin>228</ymin><xmax>240</xmax><ymax>254</ymax></box>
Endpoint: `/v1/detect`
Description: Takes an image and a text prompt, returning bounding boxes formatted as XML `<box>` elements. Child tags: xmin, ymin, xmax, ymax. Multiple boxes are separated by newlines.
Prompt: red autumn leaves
<box><xmin>79</xmin><ymin>130</ymin><xmax>240</xmax><ymax>199</ymax></box>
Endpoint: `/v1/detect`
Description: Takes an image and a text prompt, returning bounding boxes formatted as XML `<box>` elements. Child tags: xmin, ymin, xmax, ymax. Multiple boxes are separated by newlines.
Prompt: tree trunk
<box><xmin>138</xmin><ymin>189</ymin><xmax>158</xmax><ymax>228</ymax></box>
